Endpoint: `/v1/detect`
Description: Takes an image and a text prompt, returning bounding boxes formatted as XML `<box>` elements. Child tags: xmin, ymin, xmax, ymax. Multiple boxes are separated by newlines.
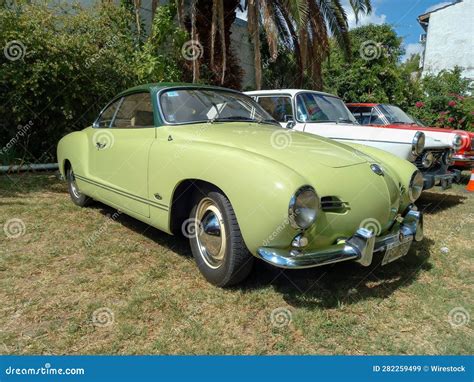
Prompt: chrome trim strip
<box><xmin>74</xmin><ymin>174</ymin><xmax>169</xmax><ymax>211</ymax></box>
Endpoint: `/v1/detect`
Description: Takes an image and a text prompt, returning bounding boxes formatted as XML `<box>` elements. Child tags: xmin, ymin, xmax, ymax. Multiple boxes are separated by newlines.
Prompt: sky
<box><xmin>236</xmin><ymin>0</ymin><xmax>457</xmax><ymax>62</ymax></box>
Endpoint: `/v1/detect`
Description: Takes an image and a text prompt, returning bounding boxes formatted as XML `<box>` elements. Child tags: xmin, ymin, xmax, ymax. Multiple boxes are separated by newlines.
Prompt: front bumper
<box><xmin>453</xmin><ymin>153</ymin><xmax>474</xmax><ymax>168</ymax></box>
<box><xmin>423</xmin><ymin>172</ymin><xmax>456</xmax><ymax>190</ymax></box>
<box><xmin>256</xmin><ymin>208</ymin><xmax>423</xmax><ymax>269</ymax></box>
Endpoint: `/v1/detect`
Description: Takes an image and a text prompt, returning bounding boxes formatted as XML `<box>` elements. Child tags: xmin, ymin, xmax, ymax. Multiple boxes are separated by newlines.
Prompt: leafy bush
<box><xmin>0</xmin><ymin>2</ymin><xmax>185</xmax><ymax>164</ymax></box>
<box><xmin>322</xmin><ymin>24</ymin><xmax>421</xmax><ymax>109</ymax></box>
<box><xmin>408</xmin><ymin>68</ymin><xmax>473</xmax><ymax>131</ymax></box>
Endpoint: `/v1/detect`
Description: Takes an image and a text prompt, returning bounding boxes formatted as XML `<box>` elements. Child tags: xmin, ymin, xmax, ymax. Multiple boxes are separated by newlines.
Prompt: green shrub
<box><xmin>408</xmin><ymin>68</ymin><xmax>474</xmax><ymax>131</ymax></box>
<box><xmin>0</xmin><ymin>2</ymin><xmax>185</xmax><ymax>164</ymax></box>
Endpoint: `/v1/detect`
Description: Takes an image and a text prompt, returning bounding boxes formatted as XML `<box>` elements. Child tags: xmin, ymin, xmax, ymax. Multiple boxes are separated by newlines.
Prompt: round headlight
<box><xmin>288</xmin><ymin>186</ymin><xmax>320</xmax><ymax>230</ymax></box>
<box><xmin>421</xmin><ymin>152</ymin><xmax>434</xmax><ymax>168</ymax></box>
<box><xmin>408</xmin><ymin>171</ymin><xmax>424</xmax><ymax>202</ymax></box>
<box><xmin>452</xmin><ymin>134</ymin><xmax>463</xmax><ymax>151</ymax></box>
<box><xmin>443</xmin><ymin>150</ymin><xmax>454</xmax><ymax>165</ymax></box>
<box><xmin>412</xmin><ymin>132</ymin><xmax>425</xmax><ymax>156</ymax></box>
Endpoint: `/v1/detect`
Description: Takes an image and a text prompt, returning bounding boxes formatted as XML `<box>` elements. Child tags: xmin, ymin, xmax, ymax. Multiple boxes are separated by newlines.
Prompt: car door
<box><xmin>87</xmin><ymin>92</ymin><xmax>156</xmax><ymax>217</ymax></box>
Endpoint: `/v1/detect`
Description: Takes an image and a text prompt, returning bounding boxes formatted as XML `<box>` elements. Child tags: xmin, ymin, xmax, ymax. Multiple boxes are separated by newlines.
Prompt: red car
<box><xmin>346</xmin><ymin>103</ymin><xmax>474</xmax><ymax>169</ymax></box>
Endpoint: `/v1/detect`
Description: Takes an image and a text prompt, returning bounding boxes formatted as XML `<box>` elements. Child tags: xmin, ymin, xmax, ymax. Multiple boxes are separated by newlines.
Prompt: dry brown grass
<box><xmin>0</xmin><ymin>172</ymin><xmax>472</xmax><ymax>354</ymax></box>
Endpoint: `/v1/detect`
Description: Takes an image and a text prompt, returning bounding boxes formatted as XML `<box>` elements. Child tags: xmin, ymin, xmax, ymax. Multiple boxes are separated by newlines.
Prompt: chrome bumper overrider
<box><xmin>256</xmin><ymin>208</ymin><xmax>423</xmax><ymax>269</ymax></box>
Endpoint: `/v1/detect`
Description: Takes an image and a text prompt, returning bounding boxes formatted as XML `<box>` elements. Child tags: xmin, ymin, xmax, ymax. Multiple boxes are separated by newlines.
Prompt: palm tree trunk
<box><xmin>176</xmin><ymin>0</ymin><xmax>185</xmax><ymax>28</ymax></box>
<box><xmin>217</xmin><ymin>0</ymin><xmax>226</xmax><ymax>84</ymax></box>
<box><xmin>191</xmin><ymin>0</ymin><xmax>200</xmax><ymax>83</ymax></box>
<box><xmin>248</xmin><ymin>0</ymin><xmax>262</xmax><ymax>89</ymax></box>
<box><xmin>210</xmin><ymin>0</ymin><xmax>218</xmax><ymax>69</ymax></box>
<box><xmin>133</xmin><ymin>0</ymin><xmax>142</xmax><ymax>38</ymax></box>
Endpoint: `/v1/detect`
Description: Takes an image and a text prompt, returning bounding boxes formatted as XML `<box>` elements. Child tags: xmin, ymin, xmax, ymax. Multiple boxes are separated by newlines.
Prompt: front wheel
<box><xmin>66</xmin><ymin>166</ymin><xmax>91</xmax><ymax>207</ymax></box>
<box><xmin>188</xmin><ymin>187</ymin><xmax>254</xmax><ymax>287</ymax></box>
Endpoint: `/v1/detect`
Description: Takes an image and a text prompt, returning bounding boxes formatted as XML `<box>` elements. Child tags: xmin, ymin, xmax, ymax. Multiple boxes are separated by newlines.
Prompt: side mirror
<box><xmin>284</xmin><ymin>115</ymin><xmax>295</xmax><ymax>129</ymax></box>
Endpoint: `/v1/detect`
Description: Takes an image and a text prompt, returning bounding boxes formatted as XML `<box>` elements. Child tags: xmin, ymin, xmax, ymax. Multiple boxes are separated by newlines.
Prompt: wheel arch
<box><xmin>169</xmin><ymin>178</ymin><xmax>226</xmax><ymax>235</ymax></box>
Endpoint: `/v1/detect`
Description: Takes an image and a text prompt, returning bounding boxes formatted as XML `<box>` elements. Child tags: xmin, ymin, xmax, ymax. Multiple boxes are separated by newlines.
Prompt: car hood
<box><xmin>171</xmin><ymin>122</ymin><xmax>368</xmax><ymax>169</ymax></box>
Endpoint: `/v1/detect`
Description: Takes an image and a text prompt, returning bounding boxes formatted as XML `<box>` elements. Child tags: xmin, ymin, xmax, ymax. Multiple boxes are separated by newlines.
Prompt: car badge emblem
<box><xmin>370</xmin><ymin>164</ymin><xmax>384</xmax><ymax>176</ymax></box>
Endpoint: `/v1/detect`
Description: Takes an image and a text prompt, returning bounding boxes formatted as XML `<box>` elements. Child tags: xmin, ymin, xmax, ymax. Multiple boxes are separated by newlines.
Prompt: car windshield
<box><xmin>159</xmin><ymin>88</ymin><xmax>276</xmax><ymax>125</ymax></box>
<box><xmin>379</xmin><ymin>104</ymin><xmax>416</xmax><ymax>124</ymax></box>
<box><xmin>295</xmin><ymin>92</ymin><xmax>357</xmax><ymax>124</ymax></box>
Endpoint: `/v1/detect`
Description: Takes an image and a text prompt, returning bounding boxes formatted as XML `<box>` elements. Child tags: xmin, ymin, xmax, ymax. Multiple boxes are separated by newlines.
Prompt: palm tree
<box><xmin>173</xmin><ymin>0</ymin><xmax>371</xmax><ymax>89</ymax></box>
<box><xmin>248</xmin><ymin>0</ymin><xmax>372</xmax><ymax>89</ymax></box>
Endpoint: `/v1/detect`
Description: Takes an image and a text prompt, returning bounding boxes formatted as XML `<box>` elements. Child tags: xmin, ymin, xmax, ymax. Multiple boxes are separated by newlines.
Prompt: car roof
<box><xmin>346</xmin><ymin>103</ymin><xmax>378</xmax><ymax>107</ymax></box>
<box><xmin>245</xmin><ymin>89</ymin><xmax>337</xmax><ymax>98</ymax></box>
<box><xmin>116</xmin><ymin>82</ymin><xmax>241</xmax><ymax>98</ymax></box>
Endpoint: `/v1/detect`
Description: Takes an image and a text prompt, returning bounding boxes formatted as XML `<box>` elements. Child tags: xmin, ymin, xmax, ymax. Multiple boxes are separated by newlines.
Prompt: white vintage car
<box><xmin>246</xmin><ymin>89</ymin><xmax>456</xmax><ymax>190</ymax></box>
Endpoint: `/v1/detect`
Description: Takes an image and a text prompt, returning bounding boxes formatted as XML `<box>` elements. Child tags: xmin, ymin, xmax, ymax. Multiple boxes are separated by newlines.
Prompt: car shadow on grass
<box><xmin>416</xmin><ymin>192</ymin><xmax>467</xmax><ymax>215</ymax></box>
<box><xmin>0</xmin><ymin>172</ymin><xmax>65</xmax><ymax>197</ymax></box>
<box><xmin>88</xmin><ymin>200</ymin><xmax>435</xmax><ymax>309</ymax></box>
<box><xmin>241</xmin><ymin>237</ymin><xmax>434</xmax><ymax>309</ymax></box>
<box><xmin>89</xmin><ymin>202</ymin><xmax>192</xmax><ymax>258</ymax></box>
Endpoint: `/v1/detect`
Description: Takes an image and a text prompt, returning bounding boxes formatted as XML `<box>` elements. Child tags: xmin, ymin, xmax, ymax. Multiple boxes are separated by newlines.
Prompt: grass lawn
<box><xmin>0</xmin><ymin>171</ymin><xmax>472</xmax><ymax>355</ymax></box>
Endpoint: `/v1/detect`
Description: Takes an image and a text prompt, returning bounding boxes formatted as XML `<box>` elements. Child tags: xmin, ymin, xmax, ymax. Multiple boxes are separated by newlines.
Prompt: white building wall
<box><xmin>230</xmin><ymin>18</ymin><xmax>256</xmax><ymax>90</ymax></box>
<box><xmin>422</xmin><ymin>0</ymin><xmax>474</xmax><ymax>80</ymax></box>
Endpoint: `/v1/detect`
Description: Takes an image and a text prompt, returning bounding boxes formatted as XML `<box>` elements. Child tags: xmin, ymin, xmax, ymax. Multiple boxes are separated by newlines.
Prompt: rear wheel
<box><xmin>66</xmin><ymin>166</ymin><xmax>91</xmax><ymax>207</ymax></box>
<box><xmin>188</xmin><ymin>187</ymin><xmax>253</xmax><ymax>287</ymax></box>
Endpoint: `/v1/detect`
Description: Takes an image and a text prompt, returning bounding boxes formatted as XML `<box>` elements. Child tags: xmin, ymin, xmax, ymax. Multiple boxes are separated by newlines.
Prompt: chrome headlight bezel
<box><xmin>412</xmin><ymin>131</ymin><xmax>425</xmax><ymax>156</ymax></box>
<box><xmin>408</xmin><ymin>170</ymin><xmax>424</xmax><ymax>202</ymax></box>
<box><xmin>452</xmin><ymin>134</ymin><xmax>463</xmax><ymax>151</ymax></box>
<box><xmin>288</xmin><ymin>186</ymin><xmax>320</xmax><ymax>230</ymax></box>
<box><xmin>421</xmin><ymin>152</ymin><xmax>434</xmax><ymax>168</ymax></box>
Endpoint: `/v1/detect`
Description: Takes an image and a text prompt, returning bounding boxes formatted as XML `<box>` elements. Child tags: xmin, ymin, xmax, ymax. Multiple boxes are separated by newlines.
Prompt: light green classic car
<box><xmin>57</xmin><ymin>83</ymin><xmax>424</xmax><ymax>287</ymax></box>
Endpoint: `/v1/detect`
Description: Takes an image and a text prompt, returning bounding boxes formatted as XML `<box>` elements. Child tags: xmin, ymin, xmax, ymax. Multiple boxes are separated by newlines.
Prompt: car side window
<box><xmin>111</xmin><ymin>93</ymin><xmax>154</xmax><ymax>128</ymax></box>
<box><xmin>369</xmin><ymin>110</ymin><xmax>384</xmax><ymax>124</ymax></box>
<box><xmin>348</xmin><ymin>106</ymin><xmax>373</xmax><ymax>125</ymax></box>
<box><xmin>257</xmin><ymin>96</ymin><xmax>293</xmax><ymax>122</ymax></box>
<box><xmin>96</xmin><ymin>99</ymin><xmax>121</xmax><ymax>128</ymax></box>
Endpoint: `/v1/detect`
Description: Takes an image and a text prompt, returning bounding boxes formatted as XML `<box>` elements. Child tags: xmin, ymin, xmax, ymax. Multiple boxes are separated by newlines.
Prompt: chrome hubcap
<box><xmin>196</xmin><ymin>198</ymin><xmax>226</xmax><ymax>269</ymax></box>
<box><xmin>69</xmin><ymin>170</ymin><xmax>81</xmax><ymax>199</ymax></box>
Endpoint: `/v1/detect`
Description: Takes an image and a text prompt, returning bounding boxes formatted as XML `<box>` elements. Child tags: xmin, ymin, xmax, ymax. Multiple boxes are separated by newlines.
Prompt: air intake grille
<box><xmin>321</xmin><ymin>196</ymin><xmax>348</xmax><ymax>213</ymax></box>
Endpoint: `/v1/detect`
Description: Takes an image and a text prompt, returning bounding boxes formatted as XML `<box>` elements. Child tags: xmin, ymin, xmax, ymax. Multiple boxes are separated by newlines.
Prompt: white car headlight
<box><xmin>412</xmin><ymin>132</ymin><xmax>425</xmax><ymax>156</ymax></box>
<box><xmin>409</xmin><ymin>171</ymin><xmax>424</xmax><ymax>202</ymax></box>
<box><xmin>288</xmin><ymin>186</ymin><xmax>320</xmax><ymax>230</ymax></box>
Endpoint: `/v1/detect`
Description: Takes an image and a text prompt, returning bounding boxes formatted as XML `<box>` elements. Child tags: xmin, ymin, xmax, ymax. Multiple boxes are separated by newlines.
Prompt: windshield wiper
<box><xmin>210</xmin><ymin>116</ymin><xmax>278</xmax><ymax>125</ymax></box>
<box><xmin>336</xmin><ymin>118</ymin><xmax>356</xmax><ymax>124</ymax></box>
